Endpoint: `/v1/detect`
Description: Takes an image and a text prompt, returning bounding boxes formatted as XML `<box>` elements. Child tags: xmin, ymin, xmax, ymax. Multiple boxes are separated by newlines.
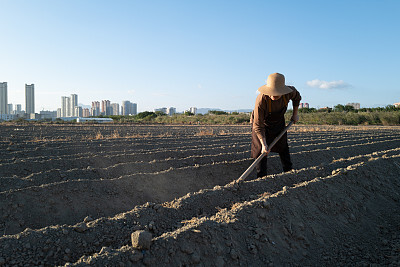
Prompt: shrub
<box><xmin>208</xmin><ymin>110</ymin><xmax>228</xmax><ymax>115</ymax></box>
<box><xmin>379</xmin><ymin>112</ymin><xmax>400</xmax><ymax>125</ymax></box>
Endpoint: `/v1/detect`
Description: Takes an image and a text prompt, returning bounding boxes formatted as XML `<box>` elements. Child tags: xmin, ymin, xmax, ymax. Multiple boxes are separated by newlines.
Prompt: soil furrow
<box><xmin>0</xmin><ymin>140</ymin><xmax>248</xmax><ymax>164</ymax></box>
<box><xmin>1</xmin><ymin>137</ymin><xmax>399</xmax><ymax>194</ymax></box>
<box><xmin>1</xmin><ymin>125</ymin><xmax>399</xmax><ymax>266</ymax></box>
<box><xmin>1</xmin><ymin>129</ymin><xmax>395</xmax><ymax>163</ymax></box>
<box><xmin>1</xmin><ymin>153</ymin><xmax>398</xmax><ymax>266</ymax></box>
<box><xmin>2</xmin><ymin>133</ymin><xmax>398</xmax><ymax>179</ymax></box>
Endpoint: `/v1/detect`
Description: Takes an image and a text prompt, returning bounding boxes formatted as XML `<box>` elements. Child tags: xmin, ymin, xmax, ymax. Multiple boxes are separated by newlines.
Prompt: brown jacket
<box><xmin>252</xmin><ymin>86</ymin><xmax>301</xmax><ymax>141</ymax></box>
<box><xmin>251</xmin><ymin>86</ymin><xmax>301</xmax><ymax>158</ymax></box>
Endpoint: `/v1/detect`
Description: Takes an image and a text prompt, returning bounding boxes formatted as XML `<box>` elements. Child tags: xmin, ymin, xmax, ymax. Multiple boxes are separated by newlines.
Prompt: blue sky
<box><xmin>1</xmin><ymin>0</ymin><xmax>399</xmax><ymax>113</ymax></box>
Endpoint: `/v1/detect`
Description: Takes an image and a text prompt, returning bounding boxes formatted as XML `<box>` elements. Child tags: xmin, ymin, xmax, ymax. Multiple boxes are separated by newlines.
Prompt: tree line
<box><xmin>4</xmin><ymin>107</ymin><xmax>400</xmax><ymax>125</ymax></box>
<box><xmin>100</xmin><ymin>107</ymin><xmax>400</xmax><ymax>125</ymax></box>
<box><xmin>298</xmin><ymin>104</ymin><xmax>400</xmax><ymax>113</ymax></box>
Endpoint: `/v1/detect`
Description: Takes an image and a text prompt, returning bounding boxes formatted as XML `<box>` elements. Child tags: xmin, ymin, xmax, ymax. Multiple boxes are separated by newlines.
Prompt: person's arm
<box><xmin>291</xmin><ymin>104</ymin><xmax>299</xmax><ymax>123</ymax></box>
<box><xmin>288</xmin><ymin>86</ymin><xmax>301</xmax><ymax>123</ymax></box>
<box><xmin>253</xmin><ymin>94</ymin><xmax>268</xmax><ymax>153</ymax></box>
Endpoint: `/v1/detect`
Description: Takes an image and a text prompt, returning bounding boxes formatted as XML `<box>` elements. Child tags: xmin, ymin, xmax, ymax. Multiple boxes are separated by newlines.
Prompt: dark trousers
<box><xmin>256</xmin><ymin>146</ymin><xmax>293</xmax><ymax>178</ymax></box>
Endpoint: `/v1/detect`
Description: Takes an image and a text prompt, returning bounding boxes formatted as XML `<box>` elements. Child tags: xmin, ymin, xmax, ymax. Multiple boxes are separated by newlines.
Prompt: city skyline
<box><xmin>1</xmin><ymin>1</ymin><xmax>399</xmax><ymax>113</ymax></box>
<box><xmin>1</xmin><ymin>80</ymin><xmax>399</xmax><ymax>116</ymax></box>
<box><xmin>59</xmin><ymin>95</ymin><xmax>139</xmax><ymax>117</ymax></box>
<box><xmin>1</xmin><ymin>81</ymin><xmax>212</xmax><ymax>115</ymax></box>
<box><xmin>1</xmin><ymin>81</ymin><xmax>250</xmax><ymax>114</ymax></box>
<box><xmin>1</xmin><ymin>79</ymin><xmax>398</xmax><ymax>122</ymax></box>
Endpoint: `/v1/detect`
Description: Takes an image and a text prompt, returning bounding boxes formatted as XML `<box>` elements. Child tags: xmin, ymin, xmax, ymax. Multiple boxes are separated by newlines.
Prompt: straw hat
<box><xmin>258</xmin><ymin>73</ymin><xmax>293</xmax><ymax>96</ymax></box>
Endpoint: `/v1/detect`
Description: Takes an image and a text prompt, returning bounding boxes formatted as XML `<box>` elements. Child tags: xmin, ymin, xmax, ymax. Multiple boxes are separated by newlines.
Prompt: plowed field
<box><xmin>1</xmin><ymin>124</ymin><xmax>399</xmax><ymax>266</ymax></box>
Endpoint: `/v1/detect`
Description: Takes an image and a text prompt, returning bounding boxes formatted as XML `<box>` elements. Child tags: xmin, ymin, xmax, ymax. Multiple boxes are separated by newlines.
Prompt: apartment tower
<box><xmin>91</xmin><ymin>101</ymin><xmax>100</xmax><ymax>116</ymax></box>
<box><xmin>101</xmin><ymin>100</ymin><xmax>111</xmax><ymax>115</ymax></box>
<box><xmin>25</xmin><ymin>84</ymin><xmax>35</xmax><ymax>114</ymax></box>
<box><xmin>7</xmin><ymin>104</ymin><xmax>13</xmax><ymax>114</ymax></box>
<box><xmin>71</xmin><ymin>94</ymin><xmax>78</xmax><ymax>116</ymax></box>
<box><xmin>0</xmin><ymin>82</ymin><xmax>7</xmax><ymax>114</ymax></box>
<box><xmin>132</xmin><ymin>103</ymin><xmax>137</xmax><ymax>115</ymax></box>
<box><xmin>61</xmin><ymin>96</ymin><xmax>68</xmax><ymax>117</ymax></box>
<box><xmin>15</xmin><ymin>104</ymin><xmax>22</xmax><ymax>114</ymax></box>
<box><xmin>111</xmin><ymin>103</ymin><xmax>120</xmax><ymax>115</ymax></box>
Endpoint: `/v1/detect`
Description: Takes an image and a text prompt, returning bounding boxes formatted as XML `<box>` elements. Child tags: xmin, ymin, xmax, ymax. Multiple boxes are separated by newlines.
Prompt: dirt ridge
<box><xmin>0</xmin><ymin>125</ymin><xmax>399</xmax><ymax>266</ymax></box>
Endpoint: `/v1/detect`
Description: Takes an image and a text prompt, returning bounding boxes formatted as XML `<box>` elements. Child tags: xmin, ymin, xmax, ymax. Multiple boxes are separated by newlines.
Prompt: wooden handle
<box><xmin>236</xmin><ymin>121</ymin><xmax>294</xmax><ymax>183</ymax></box>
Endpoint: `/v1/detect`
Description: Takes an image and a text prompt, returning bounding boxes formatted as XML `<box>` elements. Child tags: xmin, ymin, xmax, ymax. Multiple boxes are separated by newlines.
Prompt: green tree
<box><xmin>154</xmin><ymin>111</ymin><xmax>167</xmax><ymax>116</ymax></box>
<box><xmin>136</xmin><ymin>111</ymin><xmax>156</xmax><ymax>119</ymax></box>
<box><xmin>334</xmin><ymin>104</ymin><xmax>345</xmax><ymax>112</ymax></box>
<box><xmin>344</xmin><ymin>105</ymin><xmax>355</xmax><ymax>112</ymax></box>
<box><xmin>208</xmin><ymin>110</ymin><xmax>228</xmax><ymax>115</ymax></box>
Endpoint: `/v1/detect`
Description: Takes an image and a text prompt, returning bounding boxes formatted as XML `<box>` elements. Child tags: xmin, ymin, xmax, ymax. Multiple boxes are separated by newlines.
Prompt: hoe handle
<box><xmin>236</xmin><ymin>121</ymin><xmax>294</xmax><ymax>183</ymax></box>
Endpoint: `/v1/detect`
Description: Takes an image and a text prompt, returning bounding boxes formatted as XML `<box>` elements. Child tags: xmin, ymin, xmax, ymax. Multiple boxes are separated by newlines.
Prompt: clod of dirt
<box><xmin>131</xmin><ymin>230</ymin><xmax>152</xmax><ymax>250</ymax></box>
<box><xmin>74</xmin><ymin>222</ymin><xmax>89</xmax><ymax>233</ymax></box>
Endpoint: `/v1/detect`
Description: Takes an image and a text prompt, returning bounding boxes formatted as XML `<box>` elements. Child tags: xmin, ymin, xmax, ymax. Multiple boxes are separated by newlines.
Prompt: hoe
<box><xmin>237</xmin><ymin>120</ymin><xmax>294</xmax><ymax>183</ymax></box>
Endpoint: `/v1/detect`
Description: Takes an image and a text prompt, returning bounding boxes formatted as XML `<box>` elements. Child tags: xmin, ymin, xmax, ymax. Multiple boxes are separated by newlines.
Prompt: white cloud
<box><xmin>306</xmin><ymin>79</ymin><xmax>351</xmax><ymax>89</ymax></box>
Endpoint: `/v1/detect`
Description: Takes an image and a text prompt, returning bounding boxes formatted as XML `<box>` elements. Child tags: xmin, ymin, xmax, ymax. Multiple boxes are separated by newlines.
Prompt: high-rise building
<box><xmin>131</xmin><ymin>103</ymin><xmax>137</xmax><ymax>115</ymax></box>
<box><xmin>167</xmin><ymin>107</ymin><xmax>176</xmax><ymax>116</ymax></box>
<box><xmin>189</xmin><ymin>107</ymin><xmax>197</xmax><ymax>115</ymax></box>
<box><xmin>132</xmin><ymin>103</ymin><xmax>137</xmax><ymax>115</ymax></box>
<box><xmin>15</xmin><ymin>104</ymin><xmax>22</xmax><ymax>115</ymax></box>
<box><xmin>61</xmin><ymin>97</ymin><xmax>66</xmax><ymax>117</ymax></box>
<box><xmin>61</xmin><ymin>96</ymin><xmax>69</xmax><ymax>117</ymax></box>
<box><xmin>60</xmin><ymin>94</ymin><xmax>78</xmax><ymax>117</ymax></box>
<box><xmin>121</xmin><ymin>101</ymin><xmax>137</xmax><ymax>115</ymax></box>
<box><xmin>107</xmin><ymin>106</ymin><xmax>113</xmax><ymax>116</ymax></box>
<box><xmin>347</xmin><ymin>103</ymin><xmax>360</xmax><ymax>110</ymax></box>
<box><xmin>25</xmin><ymin>84</ymin><xmax>35</xmax><ymax>114</ymax></box>
<box><xmin>71</xmin><ymin>94</ymin><xmax>78</xmax><ymax>116</ymax></box>
<box><xmin>111</xmin><ymin>103</ymin><xmax>120</xmax><ymax>115</ymax></box>
<box><xmin>66</xmin><ymin>97</ymin><xmax>71</xmax><ymax>117</ymax></box>
<box><xmin>8</xmin><ymin>104</ymin><xmax>13</xmax><ymax>114</ymax></box>
<box><xmin>101</xmin><ymin>100</ymin><xmax>111</xmax><ymax>115</ymax></box>
<box><xmin>299</xmin><ymin>103</ymin><xmax>309</xmax><ymax>109</ymax></box>
<box><xmin>83</xmin><ymin>108</ymin><xmax>90</xmax><ymax>117</ymax></box>
<box><xmin>121</xmin><ymin>101</ymin><xmax>128</xmax><ymax>115</ymax></box>
<box><xmin>74</xmin><ymin>106</ymin><xmax>83</xmax><ymax>117</ymax></box>
<box><xmin>154</xmin><ymin>107</ymin><xmax>167</xmax><ymax>114</ymax></box>
<box><xmin>122</xmin><ymin>101</ymin><xmax>131</xmax><ymax>115</ymax></box>
<box><xmin>91</xmin><ymin>101</ymin><xmax>100</xmax><ymax>116</ymax></box>
<box><xmin>57</xmin><ymin>108</ymin><xmax>62</xmax><ymax>118</ymax></box>
<box><xmin>0</xmin><ymin>82</ymin><xmax>8</xmax><ymax>114</ymax></box>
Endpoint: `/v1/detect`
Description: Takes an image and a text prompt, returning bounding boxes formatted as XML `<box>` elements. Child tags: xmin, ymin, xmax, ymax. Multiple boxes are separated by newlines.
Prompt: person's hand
<box><xmin>260</xmin><ymin>137</ymin><xmax>268</xmax><ymax>154</ymax></box>
<box><xmin>261</xmin><ymin>144</ymin><xmax>268</xmax><ymax>154</ymax></box>
<box><xmin>291</xmin><ymin>113</ymin><xmax>299</xmax><ymax>123</ymax></box>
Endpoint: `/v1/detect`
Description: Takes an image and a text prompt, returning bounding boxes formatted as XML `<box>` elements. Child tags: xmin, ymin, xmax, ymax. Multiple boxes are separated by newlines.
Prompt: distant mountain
<box><xmin>196</xmin><ymin>108</ymin><xmax>252</xmax><ymax>114</ymax></box>
<box><xmin>231</xmin><ymin>109</ymin><xmax>253</xmax><ymax>113</ymax></box>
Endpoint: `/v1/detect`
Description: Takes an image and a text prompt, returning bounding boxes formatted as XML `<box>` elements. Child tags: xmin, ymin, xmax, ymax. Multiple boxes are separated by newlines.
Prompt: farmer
<box><xmin>251</xmin><ymin>73</ymin><xmax>301</xmax><ymax>177</ymax></box>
